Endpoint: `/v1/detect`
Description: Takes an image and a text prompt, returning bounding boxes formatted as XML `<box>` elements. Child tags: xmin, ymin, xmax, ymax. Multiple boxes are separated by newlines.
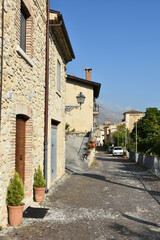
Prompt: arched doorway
<box><xmin>15</xmin><ymin>114</ymin><xmax>29</xmax><ymax>184</ymax></box>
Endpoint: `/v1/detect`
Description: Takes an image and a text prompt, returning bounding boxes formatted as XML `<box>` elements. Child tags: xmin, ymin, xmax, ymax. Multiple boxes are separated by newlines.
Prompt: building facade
<box><xmin>66</xmin><ymin>69</ymin><xmax>101</xmax><ymax>133</ymax></box>
<box><xmin>123</xmin><ymin>110</ymin><xmax>144</xmax><ymax>132</ymax></box>
<box><xmin>94</xmin><ymin>125</ymin><xmax>105</xmax><ymax>145</ymax></box>
<box><xmin>47</xmin><ymin>10</ymin><xmax>75</xmax><ymax>188</ymax></box>
<box><xmin>0</xmin><ymin>1</ymin><xmax>74</xmax><ymax>227</ymax></box>
<box><xmin>104</xmin><ymin>110</ymin><xmax>144</xmax><ymax>145</ymax></box>
<box><xmin>0</xmin><ymin>0</ymin><xmax>46</xmax><ymax>226</ymax></box>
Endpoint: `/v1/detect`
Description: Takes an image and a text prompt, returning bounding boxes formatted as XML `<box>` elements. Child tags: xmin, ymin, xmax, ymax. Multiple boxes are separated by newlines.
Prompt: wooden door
<box><xmin>51</xmin><ymin>125</ymin><xmax>57</xmax><ymax>180</ymax></box>
<box><xmin>15</xmin><ymin>115</ymin><xmax>26</xmax><ymax>184</ymax></box>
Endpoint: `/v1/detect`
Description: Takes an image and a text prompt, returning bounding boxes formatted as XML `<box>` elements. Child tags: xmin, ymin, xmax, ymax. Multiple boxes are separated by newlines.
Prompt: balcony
<box><xmin>93</xmin><ymin>103</ymin><xmax>99</xmax><ymax>117</ymax></box>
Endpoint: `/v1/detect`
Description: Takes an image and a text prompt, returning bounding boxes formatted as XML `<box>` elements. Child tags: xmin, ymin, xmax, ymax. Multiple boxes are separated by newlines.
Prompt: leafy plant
<box><xmin>65</xmin><ymin>123</ymin><xmax>70</xmax><ymax>136</ymax></box>
<box><xmin>65</xmin><ymin>123</ymin><xmax>70</xmax><ymax>131</ymax></box>
<box><xmin>104</xmin><ymin>142</ymin><xmax>110</xmax><ymax>150</ymax></box>
<box><xmin>88</xmin><ymin>143</ymin><xmax>94</xmax><ymax>149</ymax></box>
<box><xmin>6</xmin><ymin>172</ymin><xmax>24</xmax><ymax>206</ymax></box>
<box><xmin>113</xmin><ymin>123</ymin><xmax>127</xmax><ymax>147</ymax></box>
<box><xmin>0</xmin><ymin>226</ymin><xmax>2</xmax><ymax>231</ymax></box>
<box><xmin>129</xmin><ymin>108</ymin><xmax>160</xmax><ymax>156</ymax></box>
<box><xmin>123</xmin><ymin>151</ymin><xmax>127</xmax><ymax>156</ymax></box>
<box><xmin>34</xmin><ymin>165</ymin><xmax>45</xmax><ymax>188</ymax></box>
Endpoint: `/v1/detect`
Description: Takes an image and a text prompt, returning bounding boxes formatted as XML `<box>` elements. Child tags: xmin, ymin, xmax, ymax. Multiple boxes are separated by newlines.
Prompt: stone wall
<box><xmin>125</xmin><ymin>113</ymin><xmax>143</xmax><ymax>132</ymax></box>
<box><xmin>127</xmin><ymin>151</ymin><xmax>160</xmax><ymax>177</ymax></box>
<box><xmin>0</xmin><ymin>0</ymin><xmax>46</xmax><ymax>227</ymax></box>
<box><xmin>47</xmin><ymin>30</ymin><xmax>66</xmax><ymax>189</ymax></box>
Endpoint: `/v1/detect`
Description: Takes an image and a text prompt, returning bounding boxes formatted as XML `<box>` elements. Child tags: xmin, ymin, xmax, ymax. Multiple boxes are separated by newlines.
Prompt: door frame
<box><xmin>50</xmin><ymin>119</ymin><xmax>60</xmax><ymax>181</ymax></box>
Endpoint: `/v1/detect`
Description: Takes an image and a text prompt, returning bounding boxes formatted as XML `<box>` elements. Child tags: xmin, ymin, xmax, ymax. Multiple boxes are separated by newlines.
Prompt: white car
<box><xmin>112</xmin><ymin>147</ymin><xmax>123</xmax><ymax>156</ymax></box>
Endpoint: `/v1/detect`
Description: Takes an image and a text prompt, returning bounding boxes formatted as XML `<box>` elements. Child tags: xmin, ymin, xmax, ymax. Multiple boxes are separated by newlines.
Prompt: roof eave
<box><xmin>67</xmin><ymin>74</ymin><xmax>101</xmax><ymax>98</ymax></box>
<box><xmin>49</xmin><ymin>10</ymin><xmax>75</xmax><ymax>63</ymax></box>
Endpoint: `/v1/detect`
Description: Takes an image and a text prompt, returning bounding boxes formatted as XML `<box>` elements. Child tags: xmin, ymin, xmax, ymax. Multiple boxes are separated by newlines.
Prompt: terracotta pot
<box><xmin>123</xmin><ymin>155</ymin><xmax>127</xmax><ymax>159</ymax></box>
<box><xmin>8</xmin><ymin>204</ymin><xmax>24</xmax><ymax>226</ymax></box>
<box><xmin>34</xmin><ymin>187</ymin><xmax>45</xmax><ymax>202</ymax></box>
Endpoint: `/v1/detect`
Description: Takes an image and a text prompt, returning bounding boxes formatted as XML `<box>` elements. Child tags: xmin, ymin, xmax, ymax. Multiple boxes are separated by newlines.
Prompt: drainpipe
<box><xmin>44</xmin><ymin>0</ymin><xmax>49</xmax><ymax>190</ymax></box>
<box><xmin>0</xmin><ymin>0</ymin><xmax>4</xmax><ymax>130</ymax></box>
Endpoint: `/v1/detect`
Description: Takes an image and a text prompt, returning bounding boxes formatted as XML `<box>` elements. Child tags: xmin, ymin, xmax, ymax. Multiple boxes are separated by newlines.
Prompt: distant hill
<box><xmin>97</xmin><ymin>103</ymin><xmax>123</xmax><ymax>125</ymax></box>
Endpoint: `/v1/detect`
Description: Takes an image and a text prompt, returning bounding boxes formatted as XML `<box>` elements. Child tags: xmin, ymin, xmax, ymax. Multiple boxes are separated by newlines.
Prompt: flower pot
<box><xmin>8</xmin><ymin>204</ymin><xmax>24</xmax><ymax>226</ymax></box>
<box><xmin>123</xmin><ymin>155</ymin><xmax>127</xmax><ymax>159</ymax></box>
<box><xmin>34</xmin><ymin>187</ymin><xmax>45</xmax><ymax>202</ymax></box>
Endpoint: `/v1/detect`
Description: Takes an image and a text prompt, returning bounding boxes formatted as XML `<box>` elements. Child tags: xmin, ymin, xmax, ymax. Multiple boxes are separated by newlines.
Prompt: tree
<box><xmin>130</xmin><ymin>108</ymin><xmax>160</xmax><ymax>156</ymax></box>
<box><xmin>6</xmin><ymin>172</ymin><xmax>24</xmax><ymax>206</ymax></box>
<box><xmin>113</xmin><ymin>124</ymin><xmax>126</xmax><ymax>147</ymax></box>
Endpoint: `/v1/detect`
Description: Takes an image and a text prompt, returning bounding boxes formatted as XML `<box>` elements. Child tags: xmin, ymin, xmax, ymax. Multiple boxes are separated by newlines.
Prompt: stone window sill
<box><xmin>17</xmin><ymin>46</ymin><xmax>34</xmax><ymax>67</ymax></box>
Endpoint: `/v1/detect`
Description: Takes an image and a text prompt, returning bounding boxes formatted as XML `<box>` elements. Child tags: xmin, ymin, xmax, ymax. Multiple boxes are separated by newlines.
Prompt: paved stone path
<box><xmin>1</xmin><ymin>151</ymin><xmax>160</xmax><ymax>240</ymax></box>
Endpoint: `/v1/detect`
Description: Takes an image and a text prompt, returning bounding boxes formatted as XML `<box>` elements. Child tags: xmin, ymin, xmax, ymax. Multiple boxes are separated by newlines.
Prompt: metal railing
<box><xmin>93</xmin><ymin>103</ymin><xmax>99</xmax><ymax>113</ymax></box>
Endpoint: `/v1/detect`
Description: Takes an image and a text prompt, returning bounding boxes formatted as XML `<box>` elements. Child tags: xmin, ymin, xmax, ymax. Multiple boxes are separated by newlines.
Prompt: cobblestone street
<box><xmin>1</xmin><ymin>150</ymin><xmax>160</xmax><ymax>240</ymax></box>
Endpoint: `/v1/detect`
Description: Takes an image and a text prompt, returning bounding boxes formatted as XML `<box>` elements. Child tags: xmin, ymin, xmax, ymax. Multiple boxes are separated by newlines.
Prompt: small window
<box><xmin>20</xmin><ymin>8</ymin><xmax>27</xmax><ymax>52</ymax></box>
<box><xmin>20</xmin><ymin>1</ymin><xmax>31</xmax><ymax>55</ymax></box>
<box><xmin>57</xmin><ymin>60</ymin><xmax>61</xmax><ymax>92</ymax></box>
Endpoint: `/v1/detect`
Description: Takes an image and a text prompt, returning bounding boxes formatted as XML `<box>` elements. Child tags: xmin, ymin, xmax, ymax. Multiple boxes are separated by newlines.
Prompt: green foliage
<box><xmin>113</xmin><ymin>124</ymin><xmax>127</xmax><ymax>147</ymax></box>
<box><xmin>0</xmin><ymin>226</ymin><xmax>2</xmax><ymax>231</ymax></box>
<box><xmin>6</xmin><ymin>172</ymin><xmax>24</xmax><ymax>206</ymax></box>
<box><xmin>65</xmin><ymin>123</ymin><xmax>70</xmax><ymax>131</ymax></box>
<box><xmin>123</xmin><ymin>151</ymin><xmax>127</xmax><ymax>156</ymax></box>
<box><xmin>127</xmin><ymin>134</ymin><xmax>136</xmax><ymax>152</ymax></box>
<box><xmin>104</xmin><ymin>142</ymin><xmax>110</xmax><ymax>150</ymax></box>
<box><xmin>129</xmin><ymin>108</ymin><xmax>160</xmax><ymax>156</ymax></box>
<box><xmin>34</xmin><ymin>165</ymin><xmax>45</xmax><ymax>188</ymax></box>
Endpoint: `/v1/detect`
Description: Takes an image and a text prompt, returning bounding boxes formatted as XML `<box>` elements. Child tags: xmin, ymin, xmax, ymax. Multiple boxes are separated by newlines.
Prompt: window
<box><xmin>20</xmin><ymin>9</ymin><xmax>27</xmax><ymax>52</ymax></box>
<box><xmin>19</xmin><ymin>1</ymin><xmax>32</xmax><ymax>57</ymax></box>
<box><xmin>57</xmin><ymin>60</ymin><xmax>61</xmax><ymax>92</ymax></box>
<box><xmin>16</xmin><ymin>1</ymin><xmax>33</xmax><ymax>65</ymax></box>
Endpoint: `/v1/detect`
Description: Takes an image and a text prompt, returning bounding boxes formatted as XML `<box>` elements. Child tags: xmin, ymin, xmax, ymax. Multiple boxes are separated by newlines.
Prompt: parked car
<box><xmin>109</xmin><ymin>146</ymin><xmax>114</xmax><ymax>153</ymax></box>
<box><xmin>112</xmin><ymin>147</ymin><xmax>123</xmax><ymax>156</ymax></box>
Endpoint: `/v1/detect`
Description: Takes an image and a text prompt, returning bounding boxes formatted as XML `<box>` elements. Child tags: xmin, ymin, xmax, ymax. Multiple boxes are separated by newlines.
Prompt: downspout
<box><xmin>44</xmin><ymin>0</ymin><xmax>49</xmax><ymax>190</ymax></box>
<box><xmin>0</xmin><ymin>0</ymin><xmax>4</xmax><ymax>130</ymax></box>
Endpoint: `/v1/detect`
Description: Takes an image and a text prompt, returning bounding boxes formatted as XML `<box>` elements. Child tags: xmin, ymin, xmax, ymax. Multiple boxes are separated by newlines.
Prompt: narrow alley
<box><xmin>1</xmin><ymin>150</ymin><xmax>160</xmax><ymax>240</ymax></box>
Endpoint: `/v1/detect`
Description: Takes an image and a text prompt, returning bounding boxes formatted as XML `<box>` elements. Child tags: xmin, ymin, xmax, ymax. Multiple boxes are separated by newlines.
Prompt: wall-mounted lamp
<box><xmin>65</xmin><ymin>92</ymin><xmax>85</xmax><ymax>112</ymax></box>
<box><xmin>76</xmin><ymin>92</ymin><xmax>85</xmax><ymax>109</ymax></box>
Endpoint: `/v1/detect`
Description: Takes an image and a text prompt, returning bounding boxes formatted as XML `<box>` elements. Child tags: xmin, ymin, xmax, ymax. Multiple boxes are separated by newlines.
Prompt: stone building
<box><xmin>47</xmin><ymin>10</ymin><xmax>75</xmax><ymax>188</ymax></box>
<box><xmin>66</xmin><ymin>69</ymin><xmax>101</xmax><ymax>133</ymax></box>
<box><xmin>104</xmin><ymin>110</ymin><xmax>144</xmax><ymax>145</ymax></box>
<box><xmin>0</xmin><ymin>0</ymin><xmax>74</xmax><ymax>227</ymax></box>
<box><xmin>0</xmin><ymin>0</ymin><xmax>46</xmax><ymax>227</ymax></box>
<box><xmin>94</xmin><ymin>125</ymin><xmax>105</xmax><ymax>146</ymax></box>
<box><xmin>104</xmin><ymin>122</ymin><xmax>120</xmax><ymax>144</ymax></box>
<box><xmin>123</xmin><ymin>110</ymin><xmax>144</xmax><ymax>132</ymax></box>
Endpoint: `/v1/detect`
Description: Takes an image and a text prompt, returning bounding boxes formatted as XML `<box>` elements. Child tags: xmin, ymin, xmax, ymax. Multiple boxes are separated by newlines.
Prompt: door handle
<box><xmin>20</xmin><ymin>155</ymin><xmax>23</xmax><ymax>160</ymax></box>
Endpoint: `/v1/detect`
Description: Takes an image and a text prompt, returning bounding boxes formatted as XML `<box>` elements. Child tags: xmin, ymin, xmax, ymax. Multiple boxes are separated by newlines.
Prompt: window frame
<box><xmin>57</xmin><ymin>60</ymin><xmax>61</xmax><ymax>92</ymax></box>
<box><xmin>20</xmin><ymin>8</ymin><xmax>27</xmax><ymax>52</ymax></box>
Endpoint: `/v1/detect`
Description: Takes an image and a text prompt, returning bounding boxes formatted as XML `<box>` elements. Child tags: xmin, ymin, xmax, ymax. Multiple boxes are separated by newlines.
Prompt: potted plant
<box><xmin>6</xmin><ymin>172</ymin><xmax>24</xmax><ymax>226</ymax></box>
<box><xmin>87</xmin><ymin>150</ymin><xmax>91</xmax><ymax>156</ymax></box>
<box><xmin>123</xmin><ymin>151</ymin><xmax>127</xmax><ymax>158</ymax></box>
<box><xmin>33</xmin><ymin>165</ymin><xmax>45</xmax><ymax>202</ymax></box>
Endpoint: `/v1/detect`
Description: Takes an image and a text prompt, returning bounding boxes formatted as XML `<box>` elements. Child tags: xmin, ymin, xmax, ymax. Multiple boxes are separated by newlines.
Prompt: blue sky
<box><xmin>50</xmin><ymin>0</ymin><xmax>160</xmax><ymax>113</ymax></box>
